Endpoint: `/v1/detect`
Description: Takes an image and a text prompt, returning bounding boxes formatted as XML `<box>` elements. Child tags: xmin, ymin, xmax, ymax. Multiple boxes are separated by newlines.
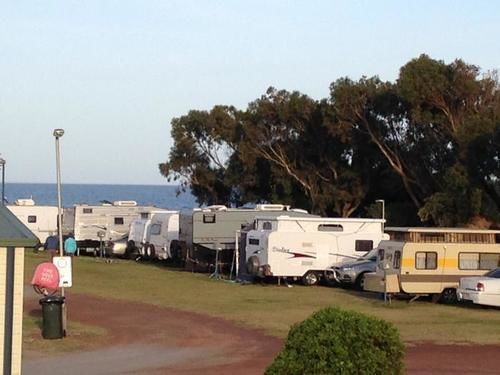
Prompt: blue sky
<box><xmin>1</xmin><ymin>1</ymin><xmax>499</xmax><ymax>184</ymax></box>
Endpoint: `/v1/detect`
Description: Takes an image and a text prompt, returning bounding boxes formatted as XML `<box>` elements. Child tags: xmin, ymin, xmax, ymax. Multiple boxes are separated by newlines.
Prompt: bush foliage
<box><xmin>266</xmin><ymin>307</ymin><xmax>405</xmax><ymax>375</ymax></box>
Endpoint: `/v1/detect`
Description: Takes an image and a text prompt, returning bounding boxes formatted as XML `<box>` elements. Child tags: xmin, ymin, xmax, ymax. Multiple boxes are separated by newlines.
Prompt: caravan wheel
<box><xmin>302</xmin><ymin>271</ymin><xmax>319</xmax><ymax>286</ymax></box>
<box><xmin>170</xmin><ymin>244</ymin><xmax>178</xmax><ymax>260</ymax></box>
<box><xmin>246</xmin><ymin>256</ymin><xmax>260</xmax><ymax>276</ymax></box>
<box><xmin>126</xmin><ymin>241</ymin><xmax>139</xmax><ymax>260</ymax></box>
<box><xmin>146</xmin><ymin>245</ymin><xmax>156</xmax><ymax>260</ymax></box>
<box><xmin>439</xmin><ymin>288</ymin><xmax>458</xmax><ymax>304</ymax></box>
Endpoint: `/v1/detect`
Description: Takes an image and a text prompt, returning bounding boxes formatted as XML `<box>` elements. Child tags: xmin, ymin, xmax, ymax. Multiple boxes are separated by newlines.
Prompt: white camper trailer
<box><xmin>147</xmin><ymin>211</ymin><xmax>179</xmax><ymax>260</ymax></box>
<box><xmin>363</xmin><ymin>227</ymin><xmax>500</xmax><ymax>303</ymax></box>
<box><xmin>179</xmin><ymin>204</ymin><xmax>313</xmax><ymax>272</ymax></box>
<box><xmin>62</xmin><ymin>201</ymin><xmax>158</xmax><ymax>252</ymax></box>
<box><xmin>127</xmin><ymin>217</ymin><xmax>151</xmax><ymax>256</ymax></box>
<box><xmin>245</xmin><ymin>216</ymin><xmax>388</xmax><ymax>285</ymax></box>
<box><xmin>7</xmin><ymin>198</ymin><xmax>58</xmax><ymax>244</ymax></box>
<box><xmin>126</xmin><ymin>211</ymin><xmax>179</xmax><ymax>260</ymax></box>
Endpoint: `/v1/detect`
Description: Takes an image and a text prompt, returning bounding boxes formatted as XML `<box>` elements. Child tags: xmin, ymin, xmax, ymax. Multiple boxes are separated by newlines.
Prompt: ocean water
<box><xmin>4</xmin><ymin>183</ymin><xmax>197</xmax><ymax>209</ymax></box>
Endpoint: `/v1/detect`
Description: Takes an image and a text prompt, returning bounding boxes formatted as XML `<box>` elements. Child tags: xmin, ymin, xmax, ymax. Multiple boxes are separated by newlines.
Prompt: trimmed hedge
<box><xmin>266</xmin><ymin>307</ymin><xmax>404</xmax><ymax>375</ymax></box>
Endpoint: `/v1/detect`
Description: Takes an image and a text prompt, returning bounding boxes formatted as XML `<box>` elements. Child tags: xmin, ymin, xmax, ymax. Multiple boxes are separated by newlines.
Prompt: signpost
<box><xmin>52</xmin><ymin>256</ymin><xmax>73</xmax><ymax>288</ymax></box>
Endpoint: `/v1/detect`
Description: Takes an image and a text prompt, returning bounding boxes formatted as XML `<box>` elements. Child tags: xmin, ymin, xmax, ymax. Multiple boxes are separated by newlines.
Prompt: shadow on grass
<box><xmin>28</xmin><ymin>308</ymin><xmax>43</xmax><ymax>330</ymax></box>
<box><xmin>454</xmin><ymin>300</ymin><xmax>500</xmax><ymax>311</ymax></box>
<box><xmin>340</xmin><ymin>286</ymin><xmax>500</xmax><ymax>311</ymax></box>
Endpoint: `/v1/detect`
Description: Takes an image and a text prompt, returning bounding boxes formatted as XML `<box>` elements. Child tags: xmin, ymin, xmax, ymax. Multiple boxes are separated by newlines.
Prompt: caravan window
<box><xmin>415</xmin><ymin>252</ymin><xmax>437</xmax><ymax>269</ymax></box>
<box><xmin>459</xmin><ymin>253</ymin><xmax>500</xmax><ymax>270</ymax></box>
<box><xmin>393</xmin><ymin>251</ymin><xmax>401</xmax><ymax>269</ymax></box>
<box><xmin>28</xmin><ymin>215</ymin><xmax>37</xmax><ymax>223</ymax></box>
<box><xmin>262</xmin><ymin>222</ymin><xmax>273</xmax><ymax>230</ymax></box>
<box><xmin>355</xmin><ymin>240</ymin><xmax>373</xmax><ymax>252</ymax></box>
<box><xmin>480</xmin><ymin>253</ymin><xmax>500</xmax><ymax>269</ymax></box>
<box><xmin>114</xmin><ymin>217</ymin><xmax>124</xmax><ymax>225</ymax></box>
<box><xmin>318</xmin><ymin>224</ymin><xmax>343</xmax><ymax>232</ymax></box>
<box><xmin>150</xmin><ymin>223</ymin><xmax>161</xmax><ymax>235</ymax></box>
<box><xmin>140</xmin><ymin>212</ymin><xmax>149</xmax><ymax>219</ymax></box>
<box><xmin>83</xmin><ymin>208</ymin><xmax>93</xmax><ymax>214</ymax></box>
<box><xmin>459</xmin><ymin>253</ymin><xmax>478</xmax><ymax>269</ymax></box>
<box><xmin>249</xmin><ymin>238</ymin><xmax>259</xmax><ymax>245</ymax></box>
<box><xmin>203</xmin><ymin>214</ymin><xmax>216</xmax><ymax>224</ymax></box>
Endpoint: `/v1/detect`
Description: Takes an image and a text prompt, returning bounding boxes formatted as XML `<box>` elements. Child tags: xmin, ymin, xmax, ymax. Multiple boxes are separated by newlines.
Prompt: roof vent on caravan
<box><xmin>15</xmin><ymin>198</ymin><xmax>35</xmax><ymax>206</ymax></box>
<box><xmin>256</xmin><ymin>204</ymin><xmax>291</xmax><ymax>211</ymax></box>
<box><xmin>204</xmin><ymin>205</ymin><xmax>227</xmax><ymax>211</ymax></box>
<box><xmin>113</xmin><ymin>200</ymin><xmax>138</xmax><ymax>207</ymax></box>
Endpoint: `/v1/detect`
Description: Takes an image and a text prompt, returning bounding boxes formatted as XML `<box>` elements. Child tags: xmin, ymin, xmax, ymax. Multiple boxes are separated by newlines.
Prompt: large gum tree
<box><xmin>159</xmin><ymin>105</ymin><xmax>242</xmax><ymax>206</ymax></box>
<box><xmin>240</xmin><ymin>87</ymin><xmax>369</xmax><ymax>216</ymax></box>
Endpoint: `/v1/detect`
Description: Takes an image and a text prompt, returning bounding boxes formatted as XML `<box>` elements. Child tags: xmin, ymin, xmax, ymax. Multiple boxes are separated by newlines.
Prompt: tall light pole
<box><xmin>376</xmin><ymin>199</ymin><xmax>385</xmax><ymax>232</ymax></box>
<box><xmin>53</xmin><ymin>129</ymin><xmax>65</xmax><ymax>257</ymax></box>
<box><xmin>0</xmin><ymin>157</ymin><xmax>5</xmax><ymax>205</ymax></box>
<box><xmin>53</xmin><ymin>128</ymin><xmax>67</xmax><ymax>336</ymax></box>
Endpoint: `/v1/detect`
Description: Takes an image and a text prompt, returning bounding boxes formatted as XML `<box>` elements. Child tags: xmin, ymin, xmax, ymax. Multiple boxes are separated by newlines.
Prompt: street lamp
<box><xmin>0</xmin><ymin>157</ymin><xmax>5</xmax><ymax>205</ymax></box>
<box><xmin>53</xmin><ymin>128</ymin><xmax>66</xmax><ymax>335</ymax></box>
<box><xmin>53</xmin><ymin>129</ymin><xmax>65</xmax><ymax>256</ymax></box>
<box><xmin>376</xmin><ymin>199</ymin><xmax>385</xmax><ymax>232</ymax></box>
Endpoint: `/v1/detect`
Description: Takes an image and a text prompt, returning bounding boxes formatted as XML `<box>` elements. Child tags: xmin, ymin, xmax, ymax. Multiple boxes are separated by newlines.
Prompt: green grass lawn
<box><xmin>24</xmin><ymin>252</ymin><xmax>500</xmax><ymax>344</ymax></box>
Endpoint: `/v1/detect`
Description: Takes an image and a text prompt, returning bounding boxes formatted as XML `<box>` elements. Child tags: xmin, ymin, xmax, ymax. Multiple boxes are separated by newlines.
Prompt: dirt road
<box><xmin>23</xmin><ymin>292</ymin><xmax>500</xmax><ymax>374</ymax></box>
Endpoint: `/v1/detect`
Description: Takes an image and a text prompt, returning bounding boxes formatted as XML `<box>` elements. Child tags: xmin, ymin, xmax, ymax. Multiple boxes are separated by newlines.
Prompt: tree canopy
<box><xmin>159</xmin><ymin>55</ymin><xmax>500</xmax><ymax>227</ymax></box>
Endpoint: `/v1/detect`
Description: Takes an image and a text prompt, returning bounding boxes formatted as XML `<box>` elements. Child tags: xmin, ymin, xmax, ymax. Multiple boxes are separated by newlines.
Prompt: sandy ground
<box><xmin>22</xmin><ymin>291</ymin><xmax>500</xmax><ymax>374</ymax></box>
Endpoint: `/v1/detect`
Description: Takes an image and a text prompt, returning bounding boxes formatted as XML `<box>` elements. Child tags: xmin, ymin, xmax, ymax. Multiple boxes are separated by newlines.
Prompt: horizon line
<box><xmin>5</xmin><ymin>181</ymin><xmax>182</xmax><ymax>187</ymax></box>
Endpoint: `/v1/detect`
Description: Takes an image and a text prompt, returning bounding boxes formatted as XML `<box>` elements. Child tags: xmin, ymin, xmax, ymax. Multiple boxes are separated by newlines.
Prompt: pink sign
<box><xmin>31</xmin><ymin>262</ymin><xmax>60</xmax><ymax>290</ymax></box>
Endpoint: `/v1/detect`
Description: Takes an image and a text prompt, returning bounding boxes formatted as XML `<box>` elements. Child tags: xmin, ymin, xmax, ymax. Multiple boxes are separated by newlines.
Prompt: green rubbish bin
<box><xmin>39</xmin><ymin>296</ymin><xmax>65</xmax><ymax>339</ymax></box>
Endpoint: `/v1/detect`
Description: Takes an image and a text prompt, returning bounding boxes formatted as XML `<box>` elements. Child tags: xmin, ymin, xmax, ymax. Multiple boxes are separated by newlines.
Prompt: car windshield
<box><xmin>484</xmin><ymin>268</ymin><xmax>500</xmax><ymax>278</ymax></box>
<box><xmin>358</xmin><ymin>248</ymin><xmax>378</xmax><ymax>261</ymax></box>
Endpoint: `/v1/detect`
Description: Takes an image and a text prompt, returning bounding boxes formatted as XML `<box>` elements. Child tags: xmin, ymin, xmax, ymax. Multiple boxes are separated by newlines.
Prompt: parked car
<box><xmin>332</xmin><ymin>248</ymin><xmax>378</xmax><ymax>290</ymax></box>
<box><xmin>457</xmin><ymin>268</ymin><xmax>500</xmax><ymax>307</ymax></box>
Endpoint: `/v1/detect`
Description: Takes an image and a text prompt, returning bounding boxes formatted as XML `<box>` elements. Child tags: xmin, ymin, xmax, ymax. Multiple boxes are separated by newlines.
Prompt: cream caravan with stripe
<box><xmin>364</xmin><ymin>227</ymin><xmax>500</xmax><ymax>303</ymax></box>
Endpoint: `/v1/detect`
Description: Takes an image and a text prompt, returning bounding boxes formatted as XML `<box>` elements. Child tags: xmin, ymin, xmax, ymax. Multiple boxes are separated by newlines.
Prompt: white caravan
<box><xmin>127</xmin><ymin>211</ymin><xmax>179</xmax><ymax>260</ymax></box>
<box><xmin>62</xmin><ymin>201</ymin><xmax>158</xmax><ymax>252</ymax></box>
<box><xmin>146</xmin><ymin>211</ymin><xmax>179</xmax><ymax>260</ymax></box>
<box><xmin>245</xmin><ymin>216</ymin><xmax>388</xmax><ymax>285</ymax></box>
<box><xmin>7</xmin><ymin>198</ymin><xmax>58</xmax><ymax>244</ymax></box>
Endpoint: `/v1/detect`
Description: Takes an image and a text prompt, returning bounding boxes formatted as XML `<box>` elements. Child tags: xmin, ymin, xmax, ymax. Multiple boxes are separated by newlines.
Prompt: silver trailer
<box><xmin>178</xmin><ymin>204</ymin><xmax>313</xmax><ymax>273</ymax></box>
<box><xmin>62</xmin><ymin>200</ymin><xmax>159</xmax><ymax>253</ymax></box>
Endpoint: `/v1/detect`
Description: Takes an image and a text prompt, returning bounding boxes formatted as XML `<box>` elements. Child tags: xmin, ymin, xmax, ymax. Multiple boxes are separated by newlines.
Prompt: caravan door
<box><xmin>315</xmin><ymin>242</ymin><xmax>330</xmax><ymax>269</ymax></box>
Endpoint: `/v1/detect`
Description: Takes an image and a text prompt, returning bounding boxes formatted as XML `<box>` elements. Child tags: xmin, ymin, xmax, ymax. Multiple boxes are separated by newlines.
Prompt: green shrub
<box><xmin>266</xmin><ymin>307</ymin><xmax>404</xmax><ymax>375</ymax></box>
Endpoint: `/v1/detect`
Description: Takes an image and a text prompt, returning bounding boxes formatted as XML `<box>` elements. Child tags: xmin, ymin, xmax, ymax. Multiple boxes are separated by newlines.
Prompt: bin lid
<box><xmin>39</xmin><ymin>296</ymin><xmax>65</xmax><ymax>304</ymax></box>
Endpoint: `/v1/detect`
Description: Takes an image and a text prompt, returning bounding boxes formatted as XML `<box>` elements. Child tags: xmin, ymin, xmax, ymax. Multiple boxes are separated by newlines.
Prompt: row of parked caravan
<box><xmin>8</xmin><ymin>199</ymin><xmax>500</xmax><ymax>306</ymax></box>
<box><xmin>106</xmin><ymin>204</ymin><xmax>500</xmax><ymax>307</ymax></box>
